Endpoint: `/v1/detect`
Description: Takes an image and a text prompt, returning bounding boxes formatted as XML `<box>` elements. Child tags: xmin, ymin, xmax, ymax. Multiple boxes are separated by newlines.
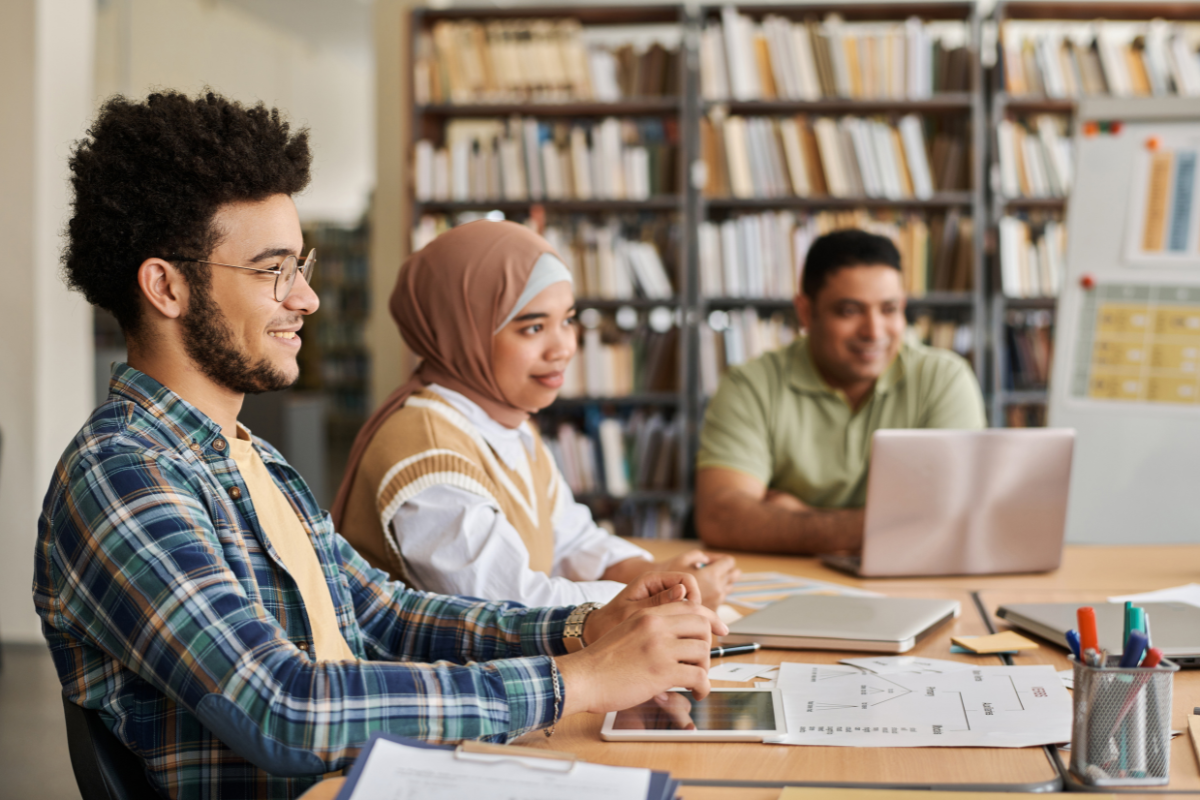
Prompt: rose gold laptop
<box><xmin>822</xmin><ymin>429</ymin><xmax>1075</xmax><ymax>578</ymax></box>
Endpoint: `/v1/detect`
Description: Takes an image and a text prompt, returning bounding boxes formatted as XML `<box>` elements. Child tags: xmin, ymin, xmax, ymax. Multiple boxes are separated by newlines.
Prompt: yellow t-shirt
<box><xmin>228</xmin><ymin>431</ymin><xmax>355</xmax><ymax>662</ymax></box>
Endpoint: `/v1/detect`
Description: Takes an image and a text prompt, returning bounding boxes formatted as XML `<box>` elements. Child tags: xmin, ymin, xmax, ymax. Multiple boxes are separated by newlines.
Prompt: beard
<box><xmin>180</xmin><ymin>274</ymin><xmax>297</xmax><ymax>395</ymax></box>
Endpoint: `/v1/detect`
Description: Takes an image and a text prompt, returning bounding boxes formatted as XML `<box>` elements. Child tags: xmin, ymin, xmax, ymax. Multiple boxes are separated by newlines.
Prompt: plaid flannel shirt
<box><xmin>33</xmin><ymin>363</ymin><xmax>570</xmax><ymax>799</ymax></box>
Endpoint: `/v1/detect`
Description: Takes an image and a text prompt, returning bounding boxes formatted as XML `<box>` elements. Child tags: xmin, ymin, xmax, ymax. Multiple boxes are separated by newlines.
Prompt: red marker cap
<box><xmin>1078</xmin><ymin>606</ymin><xmax>1100</xmax><ymax>654</ymax></box>
<box><xmin>1142</xmin><ymin>647</ymin><xmax>1163</xmax><ymax>668</ymax></box>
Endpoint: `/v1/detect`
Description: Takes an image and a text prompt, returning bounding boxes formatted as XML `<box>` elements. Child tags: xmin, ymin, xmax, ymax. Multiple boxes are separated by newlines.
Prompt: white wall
<box><xmin>95</xmin><ymin>0</ymin><xmax>375</xmax><ymax>226</ymax></box>
<box><xmin>0</xmin><ymin>0</ymin><xmax>97</xmax><ymax>643</ymax></box>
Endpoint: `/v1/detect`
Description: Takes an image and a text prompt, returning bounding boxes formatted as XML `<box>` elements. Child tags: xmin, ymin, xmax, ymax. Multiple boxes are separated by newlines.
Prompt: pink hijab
<box><xmin>330</xmin><ymin>220</ymin><xmax>560</xmax><ymax>528</ymax></box>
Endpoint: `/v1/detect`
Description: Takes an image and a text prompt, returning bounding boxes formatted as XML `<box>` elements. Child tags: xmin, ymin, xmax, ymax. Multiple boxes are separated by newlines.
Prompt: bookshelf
<box><xmin>987</xmin><ymin>1</ymin><xmax>1200</xmax><ymax>426</ymax></box>
<box><xmin>692</xmin><ymin>0</ymin><xmax>986</xmax><ymax>424</ymax></box>
<box><xmin>399</xmin><ymin>2</ymin><xmax>989</xmax><ymax>536</ymax></box>
<box><xmin>409</xmin><ymin>5</ymin><xmax>693</xmax><ymax>537</ymax></box>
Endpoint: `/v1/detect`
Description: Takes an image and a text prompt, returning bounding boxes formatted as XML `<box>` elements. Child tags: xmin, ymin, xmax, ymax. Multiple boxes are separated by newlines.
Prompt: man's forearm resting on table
<box><xmin>694</xmin><ymin>469</ymin><xmax>864</xmax><ymax>554</ymax></box>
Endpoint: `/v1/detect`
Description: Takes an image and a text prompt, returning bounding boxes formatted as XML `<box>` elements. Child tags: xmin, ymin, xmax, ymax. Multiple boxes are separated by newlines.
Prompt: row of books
<box><xmin>998</xmin><ymin>216</ymin><xmax>1066</xmax><ymax>299</ymax></box>
<box><xmin>700</xmin><ymin>113</ymin><xmax>965</xmax><ymax>200</ymax></box>
<box><xmin>697</xmin><ymin>210</ymin><xmax>974</xmax><ymax>300</ymax></box>
<box><xmin>910</xmin><ymin>313</ymin><xmax>974</xmax><ymax>358</ymax></box>
<box><xmin>995</xmin><ymin>116</ymin><xmax>1073</xmax><ymax>199</ymax></box>
<box><xmin>697</xmin><ymin>308</ymin><xmax>972</xmax><ymax>392</ymax></box>
<box><xmin>543</xmin><ymin>411</ymin><xmax>683</xmax><ymax>498</ymax></box>
<box><xmin>413</xmin><ymin>117</ymin><xmax>678</xmax><ymax>203</ymax></box>
<box><xmin>413</xmin><ymin>214</ymin><xmax>678</xmax><ymax>301</ymax></box>
<box><xmin>1003</xmin><ymin>309</ymin><xmax>1054</xmax><ymax>391</ymax></box>
<box><xmin>559</xmin><ymin>326</ymin><xmax>679</xmax><ymax>398</ymax></box>
<box><xmin>543</xmin><ymin>219</ymin><xmax>676</xmax><ymax>300</ymax></box>
<box><xmin>416</xmin><ymin>19</ymin><xmax>679</xmax><ymax>104</ymax></box>
<box><xmin>699</xmin><ymin>310</ymin><xmax>797</xmax><ymax>394</ymax></box>
<box><xmin>1000</xmin><ymin>20</ymin><xmax>1200</xmax><ymax>98</ymax></box>
<box><xmin>701</xmin><ymin>10</ymin><xmax>970</xmax><ymax>101</ymax></box>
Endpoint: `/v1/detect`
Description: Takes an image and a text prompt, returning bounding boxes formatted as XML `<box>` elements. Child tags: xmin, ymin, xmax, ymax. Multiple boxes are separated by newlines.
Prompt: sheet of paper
<box><xmin>1058</xmin><ymin>669</ymin><xmax>1074</xmax><ymax>689</ymax></box>
<box><xmin>769</xmin><ymin>662</ymin><xmax>1072</xmax><ymax>748</ymax></box>
<box><xmin>727</xmin><ymin>572</ymin><xmax>882</xmax><ymax>610</ymax></box>
<box><xmin>841</xmin><ymin>656</ymin><xmax>978</xmax><ymax>675</ymax></box>
<box><xmin>708</xmin><ymin>662</ymin><xmax>780</xmax><ymax>682</ymax></box>
<box><xmin>1109</xmin><ymin>583</ymin><xmax>1200</xmax><ymax>608</ymax></box>
<box><xmin>343</xmin><ymin>738</ymin><xmax>651</xmax><ymax>800</ymax></box>
<box><xmin>951</xmin><ymin>631</ymin><xmax>1040</xmax><ymax>653</ymax></box>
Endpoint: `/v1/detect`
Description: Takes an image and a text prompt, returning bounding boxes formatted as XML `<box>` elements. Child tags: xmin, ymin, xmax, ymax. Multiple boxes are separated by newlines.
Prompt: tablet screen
<box><xmin>609</xmin><ymin>691</ymin><xmax>777</xmax><ymax>731</ymax></box>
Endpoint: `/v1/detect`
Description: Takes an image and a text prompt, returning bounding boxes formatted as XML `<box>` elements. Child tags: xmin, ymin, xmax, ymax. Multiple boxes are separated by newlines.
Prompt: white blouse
<box><xmin>389</xmin><ymin>384</ymin><xmax>653</xmax><ymax>606</ymax></box>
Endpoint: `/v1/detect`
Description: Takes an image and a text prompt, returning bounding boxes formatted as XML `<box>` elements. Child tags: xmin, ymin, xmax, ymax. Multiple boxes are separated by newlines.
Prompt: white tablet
<box><xmin>600</xmin><ymin>688</ymin><xmax>786</xmax><ymax>742</ymax></box>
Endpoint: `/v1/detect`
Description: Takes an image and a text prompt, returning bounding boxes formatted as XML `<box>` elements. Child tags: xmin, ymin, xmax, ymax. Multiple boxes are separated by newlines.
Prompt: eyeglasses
<box><xmin>170</xmin><ymin>249</ymin><xmax>317</xmax><ymax>302</ymax></box>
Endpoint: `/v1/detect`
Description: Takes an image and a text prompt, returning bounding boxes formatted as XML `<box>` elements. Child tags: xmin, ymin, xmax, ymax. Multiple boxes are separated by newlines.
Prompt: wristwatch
<box><xmin>562</xmin><ymin>601</ymin><xmax>603</xmax><ymax>653</ymax></box>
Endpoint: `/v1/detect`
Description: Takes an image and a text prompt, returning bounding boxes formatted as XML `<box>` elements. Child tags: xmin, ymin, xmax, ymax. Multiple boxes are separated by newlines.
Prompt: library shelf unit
<box><xmin>987</xmin><ymin>0</ymin><xmax>1200</xmax><ymax>426</ymax></box>
<box><xmin>400</xmin><ymin>2</ymin><xmax>992</xmax><ymax>535</ymax></box>
<box><xmin>408</xmin><ymin>4</ymin><xmax>694</xmax><ymax>536</ymax></box>
<box><xmin>693</xmin><ymin>0</ymin><xmax>986</xmax><ymax>390</ymax></box>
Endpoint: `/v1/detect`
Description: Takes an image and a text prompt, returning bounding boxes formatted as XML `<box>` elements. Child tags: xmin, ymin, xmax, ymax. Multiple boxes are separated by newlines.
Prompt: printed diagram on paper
<box><xmin>771</xmin><ymin>663</ymin><xmax>1071</xmax><ymax>748</ymax></box>
<box><xmin>1069</xmin><ymin>282</ymin><xmax>1200</xmax><ymax>407</ymax></box>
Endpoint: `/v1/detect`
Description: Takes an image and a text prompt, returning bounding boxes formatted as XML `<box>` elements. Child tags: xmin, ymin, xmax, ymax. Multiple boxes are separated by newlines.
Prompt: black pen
<box><xmin>710</xmin><ymin>643</ymin><xmax>761</xmax><ymax>658</ymax></box>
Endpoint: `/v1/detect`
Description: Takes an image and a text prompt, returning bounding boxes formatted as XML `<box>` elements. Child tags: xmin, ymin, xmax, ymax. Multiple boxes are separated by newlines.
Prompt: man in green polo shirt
<box><xmin>695</xmin><ymin>228</ymin><xmax>986</xmax><ymax>554</ymax></box>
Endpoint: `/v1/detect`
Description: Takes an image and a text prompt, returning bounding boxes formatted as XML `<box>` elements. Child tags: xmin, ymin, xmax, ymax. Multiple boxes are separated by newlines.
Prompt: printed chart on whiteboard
<box><xmin>1069</xmin><ymin>282</ymin><xmax>1200</xmax><ymax>407</ymax></box>
<box><xmin>1125</xmin><ymin>131</ymin><xmax>1200</xmax><ymax>265</ymax></box>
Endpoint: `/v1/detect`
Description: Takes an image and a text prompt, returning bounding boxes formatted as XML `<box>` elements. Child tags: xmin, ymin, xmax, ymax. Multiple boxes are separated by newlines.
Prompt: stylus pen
<box><xmin>710</xmin><ymin>643</ymin><xmax>761</xmax><ymax>658</ymax></box>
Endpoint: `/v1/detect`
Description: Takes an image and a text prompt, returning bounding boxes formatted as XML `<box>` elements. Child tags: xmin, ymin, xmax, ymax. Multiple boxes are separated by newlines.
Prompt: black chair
<box><xmin>62</xmin><ymin>697</ymin><xmax>160</xmax><ymax>800</ymax></box>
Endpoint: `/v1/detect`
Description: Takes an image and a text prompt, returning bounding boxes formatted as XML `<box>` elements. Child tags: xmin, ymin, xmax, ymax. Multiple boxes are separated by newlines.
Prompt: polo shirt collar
<box><xmin>787</xmin><ymin>337</ymin><xmax>908</xmax><ymax>399</ymax></box>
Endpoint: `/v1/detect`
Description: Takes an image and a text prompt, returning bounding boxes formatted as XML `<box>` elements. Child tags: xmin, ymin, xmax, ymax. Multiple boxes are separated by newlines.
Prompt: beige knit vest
<box><xmin>338</xmin><ymin>389</ymin><xmax>560</xmax><ymax>584</ymax></box>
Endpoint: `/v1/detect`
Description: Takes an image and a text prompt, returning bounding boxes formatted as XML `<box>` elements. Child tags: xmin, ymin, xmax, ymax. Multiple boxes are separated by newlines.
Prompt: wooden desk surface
<box><xmin>980</xmin><ymin>589</ymin><xmax>1200</xmax><ymax>793</ymax></box>
<box><xmin>300</xmin><ymin>541</ymin><xmax>1200</xmax><ymax>797</ymax></box>
<box><xmin>510</xmin><ymin>585</ymin><xmax>1061</xmax><ymax>791</ymax></box>
<box><xmin>629</xmin><ymin>538</ymin><xmax>1200</xmax><ymax>596</ymax></box>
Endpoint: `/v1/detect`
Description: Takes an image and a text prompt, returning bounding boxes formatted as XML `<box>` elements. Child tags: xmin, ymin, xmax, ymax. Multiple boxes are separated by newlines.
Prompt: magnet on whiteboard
<box><xmin>1080</xmin><ymin>274</ymin><xmax>1096</xmax><ymax>289</ymax></box>
<box><xmin>1147</xmin><ymin>136</ymin><xmax>1160</xmax><ymax>151</ymax></box>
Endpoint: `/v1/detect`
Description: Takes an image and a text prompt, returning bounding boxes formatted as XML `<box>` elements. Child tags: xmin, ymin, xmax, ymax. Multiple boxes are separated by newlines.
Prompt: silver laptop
<box><xmin>722</xmin><ymin>595</ymin><xmax>960</xmax><ymax>653</ymax></box>
<box><xmin>997</xmin><ymin>602</ymin><xmax>1200</xmax><ymax>668</ymax></box>
<box><xmin>822</xmin><ymin>429</ymin><xmax>1075</xmax><ymax>578</ymax></box>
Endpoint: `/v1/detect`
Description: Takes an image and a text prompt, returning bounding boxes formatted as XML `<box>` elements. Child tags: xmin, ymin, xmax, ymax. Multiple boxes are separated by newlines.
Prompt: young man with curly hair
<box><xmin>34</xmin><ymin>90</ymin><xmax>724</xmax><ymax>800</ymax></box>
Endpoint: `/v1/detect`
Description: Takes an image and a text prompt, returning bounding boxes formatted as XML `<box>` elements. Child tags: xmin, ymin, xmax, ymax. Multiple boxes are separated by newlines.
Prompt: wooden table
<box><xmin>300</xmin><ymin>540</ymin><xmax>1200</xmax><ymax>797</ymax></box>
<box><xmin>511</xmin><ymin>577</ymin><xmax>1062</xmax><ymax>791</ymax></box>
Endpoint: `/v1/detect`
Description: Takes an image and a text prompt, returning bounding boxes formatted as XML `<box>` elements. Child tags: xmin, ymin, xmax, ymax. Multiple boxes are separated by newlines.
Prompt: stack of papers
<box><xmin>768</xmin><ymin>659</ymin><xmax>1072</xmax><ymax>748</ymax></box>
<box><xmin>335</xmin><ymin>734</ymin><xmax>678</xmax><ymax>800</ymax></box>
<box><xmin>727</xmin><ymin>572</ymin><xmax>882</xmax><ymax>610</ymax></box>
<box><xmin>1109</xmin><ymin>584</ymin><xmax>1200</xmax><ymax>608</ymax></box>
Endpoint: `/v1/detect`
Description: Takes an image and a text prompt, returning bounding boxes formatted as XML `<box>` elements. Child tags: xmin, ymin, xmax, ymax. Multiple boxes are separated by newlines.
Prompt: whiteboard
<box><xmin>1048</xmin><ymin>98</ymin><xmax>1200</xmax><ymax>544</ymax></box>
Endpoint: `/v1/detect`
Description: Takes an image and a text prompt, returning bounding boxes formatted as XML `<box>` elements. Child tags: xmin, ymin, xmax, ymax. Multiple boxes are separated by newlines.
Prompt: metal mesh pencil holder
<box><xmin>1070</xmin><ymin>655</ymin><xmax>1178</xmax><ymax>786</ymax></box>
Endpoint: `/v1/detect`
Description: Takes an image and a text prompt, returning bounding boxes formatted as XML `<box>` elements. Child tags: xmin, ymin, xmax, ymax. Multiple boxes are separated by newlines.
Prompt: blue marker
<box><xmin>1119</xmin><ymin>630</ymin><xmax>1149</xmax><ymax>668</ymax></box>
<box><xmin>1065</xmin><ymin>629</ymin><xmax>1082</xmax><ymax>660</ymax></box>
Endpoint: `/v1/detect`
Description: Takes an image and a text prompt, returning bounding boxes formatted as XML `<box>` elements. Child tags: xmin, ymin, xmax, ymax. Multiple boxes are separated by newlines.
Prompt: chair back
<box><xmin>62</xmin><ymin>697</ymin><xmax>159</xmax><ymax>800</ymax></box>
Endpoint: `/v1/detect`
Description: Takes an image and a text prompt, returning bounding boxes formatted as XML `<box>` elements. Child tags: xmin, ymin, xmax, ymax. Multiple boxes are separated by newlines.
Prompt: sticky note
<box><xmin>949</xmin><ymin>644</ymin><xmax>1017</xmax><ymax>655</ymax></box>
<box><xmin>951</xmin><ymin>631</ymin><xmax>1040</xmax><ymax>654</ymax></box>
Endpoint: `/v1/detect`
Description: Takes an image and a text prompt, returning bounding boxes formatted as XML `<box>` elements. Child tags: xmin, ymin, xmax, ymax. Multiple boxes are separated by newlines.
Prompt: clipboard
<box><xmin>334</xmin><ymin>732</ymin><xmax>679</xmax><ymax>800</ymax></box>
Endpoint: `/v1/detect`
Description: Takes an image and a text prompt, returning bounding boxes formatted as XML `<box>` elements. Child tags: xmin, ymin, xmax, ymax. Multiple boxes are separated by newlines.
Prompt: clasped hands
<box><xmin>556</xmin><ymin>571</ymin><xmax>729</xmax><ymax>719</ymax></box>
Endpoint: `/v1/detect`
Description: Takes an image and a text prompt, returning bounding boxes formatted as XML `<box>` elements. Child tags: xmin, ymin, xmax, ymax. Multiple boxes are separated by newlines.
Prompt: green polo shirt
<box><xmin>697</xmin><ymin>336</ymin><xmax>987</xmax><ymax>509</ymax></box>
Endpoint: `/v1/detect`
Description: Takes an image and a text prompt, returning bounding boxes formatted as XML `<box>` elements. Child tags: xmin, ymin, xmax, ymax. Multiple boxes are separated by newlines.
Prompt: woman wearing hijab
<box><xmin>332</xmin><ymin>220</ymin><xmax>738</xmax><ymax>610</ymax></box>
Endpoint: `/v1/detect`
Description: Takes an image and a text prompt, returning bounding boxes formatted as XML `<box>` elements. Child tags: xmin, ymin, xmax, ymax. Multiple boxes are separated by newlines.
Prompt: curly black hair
<box><xmin>63</xmin><ymin>90</ymin><xmax>311</xmax><ymax>337</ymax></box>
